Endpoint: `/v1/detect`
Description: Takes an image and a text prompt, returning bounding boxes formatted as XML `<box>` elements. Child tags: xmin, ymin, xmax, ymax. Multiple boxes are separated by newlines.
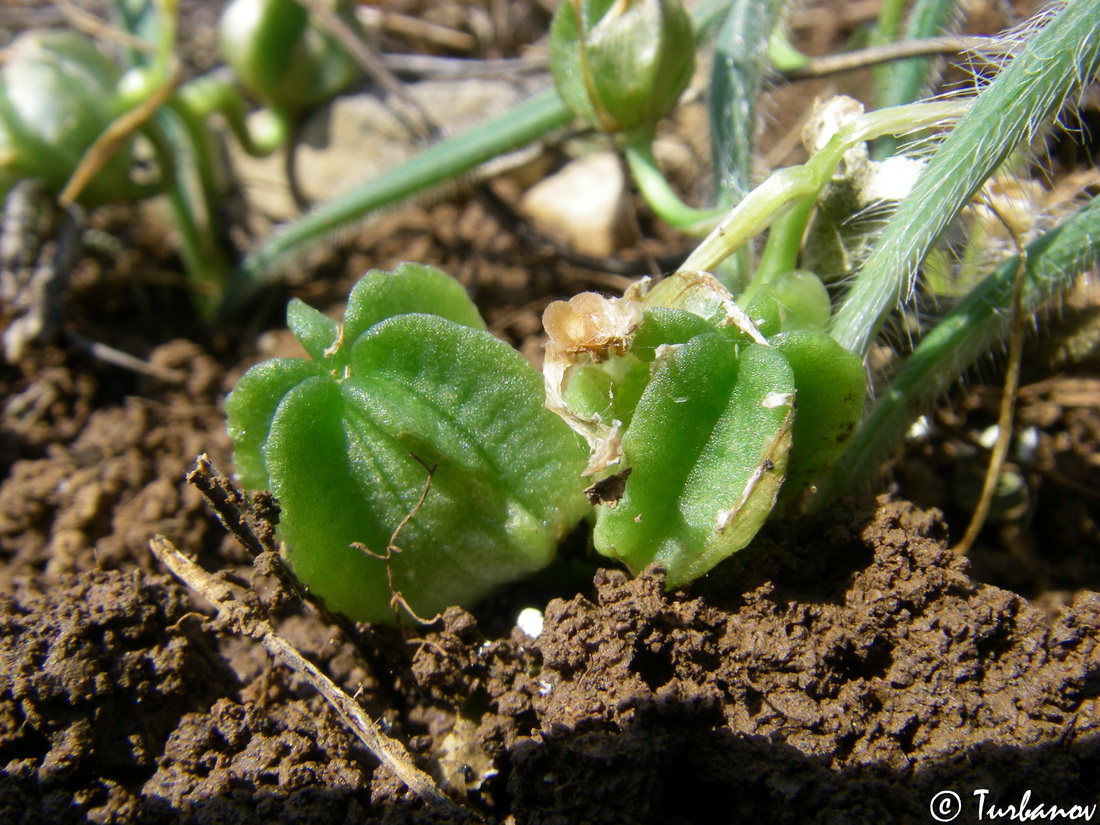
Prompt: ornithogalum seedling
<box><xmin>226</xmin><ymin>263</ymin><xmax>589</xmax><ymax>624</ymax></box>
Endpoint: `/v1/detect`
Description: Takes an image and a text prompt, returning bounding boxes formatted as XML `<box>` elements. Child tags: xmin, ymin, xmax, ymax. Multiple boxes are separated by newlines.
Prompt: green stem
<box><xmin>874</xmin><ymin>0</ymin><xmax>906</xmax><ymax>45</ymax></box>
<box><xmin>144</xmin><ymin>111</ymin><xmax>234</xmax><ymax>317</ymax></box>
<box><xmin>873</xmin><ymin>0</ymin><xmax>960</xmax><ymax>158</ymax></box>
<box><xmin>829</xmin><ymin>0</ymin><xmax>1100</xmax><ymax>357</ymax></box>
<box><xmin>767</xmin><ymin>25</ymin><xmax>809</xmax><ymax>73</ymax></box>
<box><xmin>621</xmin><ymin>133</ymin><xmax>724</xmax><ymax>234</ymax></box>
<box><xmin>112</xmin><ymin>0</ymin><xmax>234</xmax><ymax>317</ymax></box>
<box><xmin>224</xmin><ymin>88</ymin><xmax>574</xmax><ymax>311</ymax></box>
<box><xmin>741</xmin><ymin>196</ymin><xmax>813</xmax><ymax>305</ymax></box>
<box><xmin>176</xmin><ymin>72</ymin><xmax>290</xmax><ymax>157</ymax></box>
<box><xmin>813</xmin><ymin>193</ymin><xmax>1100</xmax><ymax>506</ymax></box>
<box><xmin>680</xmin><ymin>100</ymin><xmax>967</xmax><ymax>276</ymax></box>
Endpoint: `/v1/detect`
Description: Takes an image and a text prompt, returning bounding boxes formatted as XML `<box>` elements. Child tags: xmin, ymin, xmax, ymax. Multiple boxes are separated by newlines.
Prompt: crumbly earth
<box><xmin>2</xmin><ymin>485</ymin><xmax>1098</xmax><ymax>823</ymax></box>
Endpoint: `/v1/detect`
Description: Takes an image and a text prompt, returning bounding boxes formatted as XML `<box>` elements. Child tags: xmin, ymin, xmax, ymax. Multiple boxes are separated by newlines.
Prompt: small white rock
<box><xmin>519</xmin><ymin>152</ymin><xmax>631</xmax><ymax>258</ymax></box>
<box><xmin>516</xmin><ymin>607</ymin><xmax>544</xmax><ymax>640</ymax></box>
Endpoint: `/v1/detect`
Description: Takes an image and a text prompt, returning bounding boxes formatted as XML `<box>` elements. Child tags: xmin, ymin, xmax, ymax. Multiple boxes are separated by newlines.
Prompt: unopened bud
<box><xmin>550</xmin><ymin>0</ymin><xmax>695</xmax><ymax>136</ymax></box>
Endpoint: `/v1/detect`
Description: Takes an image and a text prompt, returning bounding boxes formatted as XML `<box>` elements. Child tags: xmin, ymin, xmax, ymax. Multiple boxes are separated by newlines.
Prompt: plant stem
<box><xmin>829</xmin><ymin>0</ymin><xmax>1100</xmax><ymax>357</ymax></box>
<box><xmin>873</xmin><ymin>0</ymin><xmax>960</xmax><ymax>158</ymax></box>
<box><xmin>680</xmin><ymin>100</ymin><xmax>967</xmax><ymax>277</ymax></box>
<box><xmin>176</xmin><ymin>71</ymin><xmax>290</xmax><ymax>158</ymax></box>
<box><xmin>223</xmin><ymin>88</ymin><xmax>573</xmax><ymax>311</ymax></box>
<box><xmin>153</xmin><ymin>106</ymin><xmax>234</xmax><ymax>318</ymax></box>
<box><xmin>620</xmin><ymin>134</ymin><xmax>724</xmax><ymax>234</ymax></box>
<box><xmin>813</xmin><ymin>193</ymin><xmax>1100</xmax><ymax>507</ymax></box>
<box><xmin>741</xmin><ymin>196</ymin><xmax>813</xmax><ymax>304</ymax></box>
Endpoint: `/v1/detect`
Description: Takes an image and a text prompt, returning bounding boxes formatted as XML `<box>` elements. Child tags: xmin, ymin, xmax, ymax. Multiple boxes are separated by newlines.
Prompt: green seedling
<box><xmin>0</xmin><ymin>31</ymin><xmax>149</xmax><ymax>206</ymax></box>
<box><xmin>226</xmin><ymin>263</ymin><xmax>589</xmax><ymax>623</ymax></box>
<box><xmin>0</xmin><ymin>0</ymin><xmax>362</xmax><ymax>316</ymax></box>
<box><xmin>540</xmin><ymin>0</ymin><xmax>1100</xmax><ymax>584</ymax></box>
<box><xmin>542</xmin><ymin>271</ymin><xmax>864</xmax><ymax>587</ymax></box>
<box><xmin>219</xmin><ymin>0</ymin><xmax>1100</xmax><ymax>620</ymax></box>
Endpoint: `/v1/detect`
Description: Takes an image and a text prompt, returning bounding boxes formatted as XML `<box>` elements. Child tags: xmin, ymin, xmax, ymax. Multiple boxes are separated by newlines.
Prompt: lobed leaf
<box><xmin>227</xmin><ymin>267</ymin><xmax>587</xmax><ymax>623</ymax></box>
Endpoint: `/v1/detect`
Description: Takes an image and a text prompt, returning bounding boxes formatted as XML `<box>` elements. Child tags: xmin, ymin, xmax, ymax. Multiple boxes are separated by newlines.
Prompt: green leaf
<box><xmin>308</xmin><ymin>262</ymin><xmax>487</xmax><ymax>377</ymax></box>
<box><xmin>631</xmin><ymin>307</ymin><xmax>717</xmax><ymax>361</ymax></box>
<box><xmin>744</xmin><ymin>269</ymin><xmax>832</xmax><ymax>336</ymax></box>
<box><xmin>771</xmin><ymin>331</ymin><xmax>865</xmax><ymax>500</ymax></box>
<box><xmin>227</xmin><ymin>277</ymin><xmax>588</xmax><ymax>624</ymax></box>
<box><xmin>343</xmin><ymin>262</ymin><xmax>487</xmax><ymax>341</ymax></box>
<box><xmin>561</xmin><ymin>354</ymin><xmax>650</xmax><ymax>429</ymax></box>
<box><xmin>593</xmin><ymin>335</ymin><xmax>794</xmax><ymax>587</ymax></box>
<box><xmin>286</xmin><ymin>298</ymin><xmax>339</xmax><ymax>362</ymax></box>
<box><xmin>225</xmin><ymin>357</ymin><xmax>323</xmax><ymax>492</ymax></box>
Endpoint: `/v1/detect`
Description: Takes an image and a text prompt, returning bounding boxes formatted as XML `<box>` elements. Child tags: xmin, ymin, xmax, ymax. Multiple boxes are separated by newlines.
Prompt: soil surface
<box><xmin>2</xmin><ymin>0</ymin><xmax>1099</xmax><ymax>823</ymax></box>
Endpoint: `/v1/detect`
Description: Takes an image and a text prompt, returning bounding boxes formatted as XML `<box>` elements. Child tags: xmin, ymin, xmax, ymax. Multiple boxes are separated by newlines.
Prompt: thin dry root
<box><xmin>353</xmin><ymin>455</ymin><xmax>442</xmax><ymax>625</ymax></box>
<box><xmin>149</xmin><ymin>535</ymin><xmax>476</xmax><ymax>819</ymax></box>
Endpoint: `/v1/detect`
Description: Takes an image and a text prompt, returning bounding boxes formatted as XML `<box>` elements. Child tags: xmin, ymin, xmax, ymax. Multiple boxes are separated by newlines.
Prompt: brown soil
<box><xmin>2</xmin><ymin>0</ymin><xmax>1099</xmax><ymax>823</ymax></box>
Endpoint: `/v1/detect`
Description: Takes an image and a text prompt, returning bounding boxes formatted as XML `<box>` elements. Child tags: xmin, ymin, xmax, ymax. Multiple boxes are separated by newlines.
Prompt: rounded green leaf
<box><xmin>631</xmin><ymin>307</ymin><xmax>716</xmax><ymax>361</ymax></box>
<box><xmin>228</xmin><ymin>298</ymin><xmax>588</xmax><ymax>624</ymax></box>
<box><xmin>594</xmin><ymin>335</ymin><xmax>794</xmax><ymax>587</ymax></box>
<box><xmin>343</xmin><ymin>262</ymin><xmax>487</xmax><ymax>342</ymax></box>
<box><xmin>225</xmin><ymin>357</ymin><xmax>324</xmax><ymax>492</ymax></box>
<box><xmin>744</xmin><ymin>269</ymin><xmax>832</xmax><ymax>337</ymax></box>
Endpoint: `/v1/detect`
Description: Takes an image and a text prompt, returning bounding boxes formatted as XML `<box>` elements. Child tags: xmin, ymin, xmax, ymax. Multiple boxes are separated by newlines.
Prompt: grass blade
<box><xmin>829</xmin><ymin>0</ymin><xmax>1100</xmax><ymax>357</ymax></box>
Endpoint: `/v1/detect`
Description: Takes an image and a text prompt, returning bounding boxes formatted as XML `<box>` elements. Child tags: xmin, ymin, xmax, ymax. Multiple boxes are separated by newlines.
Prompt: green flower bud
<box><xmin>0</xmin><ymin>31</ymin><xmax>134</xmax><ymax>205</ymax></box>
<box><xmin>550</xmin><ymin>0</ymin><xmax>696</xmax><ymax>135</ymax></box>
<box><xmin>219</xmin><ymin>0</ymin><xmax>360</xmax><ymax>115</ymax></box>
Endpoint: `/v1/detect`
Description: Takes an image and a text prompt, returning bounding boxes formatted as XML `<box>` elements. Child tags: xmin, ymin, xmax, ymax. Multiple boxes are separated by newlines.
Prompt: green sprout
<box><xmin>223</xmin><ymin>0</ymin><xmax>1100</xmax><ymax>622</ymax></box>
<box><xmin>0</xmin><ymin>0</ymin><xmax>361</xmax><ymax>317</ymax></box>
<box><xmin>542</xmin><ymin>0</ymin><xmax>1100</xmax><ymax>584</ymax></box>
<box><xmin>0</xmin><ymin>31</ymin><xmax>148</xmax><ymax>206</ymax></box>
<box><xmin>226</xmin><ymin>263</ymin><xmax>588</xmax><ymax>624</ymax></box>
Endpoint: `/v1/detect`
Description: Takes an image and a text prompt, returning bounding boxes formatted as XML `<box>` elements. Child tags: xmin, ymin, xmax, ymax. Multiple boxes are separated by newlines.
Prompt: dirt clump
<box><xmin>427</xmin><ymin>498</ymin><xmax>1099</xmax><ymax>824</ymax></box>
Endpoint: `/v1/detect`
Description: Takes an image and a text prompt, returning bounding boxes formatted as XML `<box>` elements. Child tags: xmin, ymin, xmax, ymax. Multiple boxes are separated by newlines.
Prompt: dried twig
<box><xmin>952</xmin><ymin>199</ymin><xmax>1029</xmax><ymax>556</ymax></box>
<box><xmin>293</xmin><ymin>0</ymin><xmax>437</xmax><ymax>140</ymax></box>
<box><xmin>186</xmin><ymin>453</ymin><xmax>274</xmax><ymax>557</ymax></box>
<box><xmin>780</xmin><ymin>35</ymin><xmax>1012</xmax><ymax>81</ymax></box>
<box><xmin>186</xmin><ymin>454</ymin><xmax>337</xmax><ymax>621</ymax></box>
<box><xmin>354</xmin><ymin>455</ymin><xmax>443</xmax><ymax>625</ymax></box>
<box><xmin>68</xmin><ymin>331</ymin><xmax>187</xmax><ymax>383</ymax></box>
<box><xmin>149</xmin><ymin>534</ymin><xmax>475</xmax><ymax>817</ymax></box>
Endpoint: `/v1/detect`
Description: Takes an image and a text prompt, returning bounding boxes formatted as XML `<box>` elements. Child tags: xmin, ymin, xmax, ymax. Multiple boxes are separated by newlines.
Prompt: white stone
<box><xmin>516</xmin><ymin>606</ymin><xmax>544</xmax><ymax>639</ymax></box>
<box><xmin>519</xmin><ymin>151</ymin><xmax>630</xmax><ymax>258</ymax></box>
